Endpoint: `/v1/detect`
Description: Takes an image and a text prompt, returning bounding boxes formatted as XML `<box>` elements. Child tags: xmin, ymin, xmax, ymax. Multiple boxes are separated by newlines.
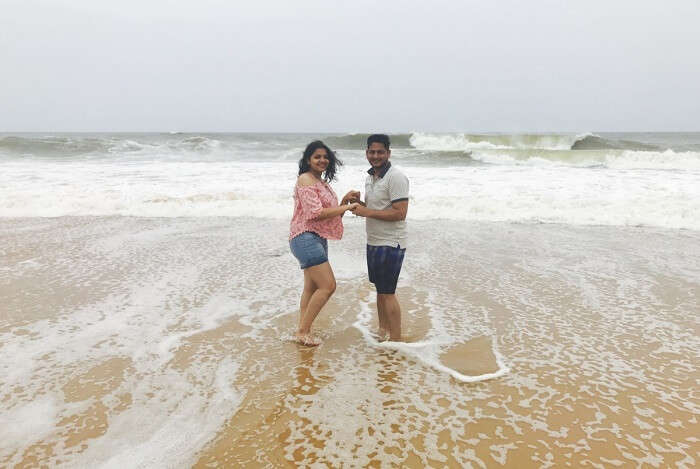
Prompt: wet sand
<box><xmin>1</xmin><ymin>217</ymin><xmax>698</xmax><ymax>467</ymax></box>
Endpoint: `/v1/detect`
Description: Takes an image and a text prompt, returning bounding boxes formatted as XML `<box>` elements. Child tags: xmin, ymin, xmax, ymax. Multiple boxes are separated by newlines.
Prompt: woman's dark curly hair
<box><xmin>298</xmin><ymin>140</ymin><xmax>343</xmax><ymax>183</ymax></box>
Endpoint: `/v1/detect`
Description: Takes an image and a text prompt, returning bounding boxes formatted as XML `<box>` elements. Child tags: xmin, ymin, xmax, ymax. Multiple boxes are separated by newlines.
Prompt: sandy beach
<box><xmin>1</xmin><ymin>216</ymin><xmax>698</xmax><ymax>467</ymax></box>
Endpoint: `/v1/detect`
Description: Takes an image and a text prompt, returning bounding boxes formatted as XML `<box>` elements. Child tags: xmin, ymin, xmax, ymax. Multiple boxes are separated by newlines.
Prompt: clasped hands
<box><xmin>341</xmin><ymin>190</ymin><xmax>368</xmax><ymax>217</ymax></box>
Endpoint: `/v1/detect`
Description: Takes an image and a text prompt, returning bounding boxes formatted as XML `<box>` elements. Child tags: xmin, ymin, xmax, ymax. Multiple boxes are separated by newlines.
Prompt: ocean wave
<box><xmin>170</xmin><ymin>136</ymin><xmax>223</xmax><ymax>152</ymax></box>
<box><xmin>0</xmin><ymin>135</ymin><xmax>227</xmax><ymax>158</ymax></box>
<box><xmin>571</xmin><ymin>135</ymin><xmax>660</xmax><ymax>151</ymax></box>
<box><xmin>468</xmin><ymin>149</ymin><xmax>700</xmax><ymax>170</ymax></box>
<box><xmin>409</xmin><ymin>133</ymin><xmax>591</xmax><ymax>151</ymax></box>
<box><xmin>0</xmin><ymin>136</ymin><xmax>112</xmax><ymax>156</ymax></box>
<box><xmin>110</xmin><ymin>139</ymin><xmax>147</xmax><ymax>153</ymax></box>
<box><xmin>3</xmin><ymin>134</ymin><xmax>696</xmax><ymax>163</ymax></box>
<box><xmin>407</xmin><ymin>133</ymin><xmax>681</xmax><ymax>153</ymax></box>
<box><xmin>323</xmin><ymin>133</ymin><xmax>413</xmax><ymax>149</ymax></box>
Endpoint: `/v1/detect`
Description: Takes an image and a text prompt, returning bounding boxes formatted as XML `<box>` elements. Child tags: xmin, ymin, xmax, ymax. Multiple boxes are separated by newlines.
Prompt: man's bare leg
<box><xmin>378</xmin><ymin>293</ymin><xmax>401</xmax><ymax>341</ymax></box>
<box><xmin>376</xmin><ymin>298</ymin><xmax>389</xmax><ymax>341</ymax></box>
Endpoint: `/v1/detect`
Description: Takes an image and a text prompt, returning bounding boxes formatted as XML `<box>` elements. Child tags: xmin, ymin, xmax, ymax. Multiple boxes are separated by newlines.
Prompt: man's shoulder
<box><xmin>387</xmin><ymin>164</ymin><xmax>407</xmax><ymax>176</ymax></box>
<box><xmin>387</xmin><ymin>165</ymin><xmax>409</xmax><ymax>182</ymax></box>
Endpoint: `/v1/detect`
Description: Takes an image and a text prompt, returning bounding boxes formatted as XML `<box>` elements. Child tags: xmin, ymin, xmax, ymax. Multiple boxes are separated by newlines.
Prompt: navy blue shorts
<box><xmin>290</xmin><ymin>232</ymin><xmax>328</xmax><ymax>269</ymax></box>
<box><xmin>366</xmin><ymin>244</ymin><xmax>405</xmax><ymax>294</ymax></box>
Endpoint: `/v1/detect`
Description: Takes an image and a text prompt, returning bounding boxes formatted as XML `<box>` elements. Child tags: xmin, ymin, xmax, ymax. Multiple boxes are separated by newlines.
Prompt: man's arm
<box><xmin>353</xmin><ymin>170</ymin><xmax>409</xmax><ymax>220</ymax></box>
<box><xmin>352</xmin><ymin>200</ymin><xmax>408</xmax><ymax>221</ymax></box>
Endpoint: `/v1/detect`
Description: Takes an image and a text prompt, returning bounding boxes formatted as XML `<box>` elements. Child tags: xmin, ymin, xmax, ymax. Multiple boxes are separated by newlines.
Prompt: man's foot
<box><xmin>372</xmin><ymin>328</ymin><xmax>388</xmax><ymax>342</ymax></box>
<box><xmin>294</xmin><ymin>333</ymin><xmax>322</xmax><ymax>346</ymax></box>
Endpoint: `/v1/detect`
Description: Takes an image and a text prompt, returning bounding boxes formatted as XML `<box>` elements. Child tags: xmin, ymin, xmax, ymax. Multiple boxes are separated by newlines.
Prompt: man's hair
<box><xmin>367</xmin><ymin>134</ymin><xmax>390</xmax><ymax>150</ymax></box>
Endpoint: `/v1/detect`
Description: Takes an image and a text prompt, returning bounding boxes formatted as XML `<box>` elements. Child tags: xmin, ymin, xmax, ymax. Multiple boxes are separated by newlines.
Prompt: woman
<box><xmin>289</xmin><ymin>141</ymin><xmax>357</xmax><ymax>346</ymax></box>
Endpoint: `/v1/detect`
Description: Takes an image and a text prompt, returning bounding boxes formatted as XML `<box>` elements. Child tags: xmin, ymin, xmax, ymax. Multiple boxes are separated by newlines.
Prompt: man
<box><xmin>349</xmin><ymin>134</ymin><xmax>409</xmax><ymax>342</ymax></box>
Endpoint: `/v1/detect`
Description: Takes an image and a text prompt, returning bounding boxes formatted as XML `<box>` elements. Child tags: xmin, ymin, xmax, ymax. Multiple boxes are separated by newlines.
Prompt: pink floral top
<box><xmin>289</xmin><ymin>181</ymin><xmax>344</xmax><ymax>241</ymax></box>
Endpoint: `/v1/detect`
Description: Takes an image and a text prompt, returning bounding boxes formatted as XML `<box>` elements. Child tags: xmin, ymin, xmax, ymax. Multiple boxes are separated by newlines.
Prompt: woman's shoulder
<box><xmin>297</xmin><ymin>173</ymin><xmax>322</xmax><ymax>187</ymax></box>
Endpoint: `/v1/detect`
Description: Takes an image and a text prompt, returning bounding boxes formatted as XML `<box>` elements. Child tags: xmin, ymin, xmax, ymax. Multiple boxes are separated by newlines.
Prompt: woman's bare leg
<box><xmin>296</xmin><ymin>262</ymin><xmax>336</xmax><ymax>345</ymax></box>
<box><xmin>299</xmin><ymin>269</ymin><xmax>316</xmax><ymax>331</ymax></box>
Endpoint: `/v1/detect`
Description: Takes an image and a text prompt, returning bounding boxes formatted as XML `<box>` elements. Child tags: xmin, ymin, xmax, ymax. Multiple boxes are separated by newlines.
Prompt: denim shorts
<box><xmin>367</xmin><ymin>244</ymin><xmax>406</xmax><ymax>294</ymax></box>
<box><xmin>290</xmin><ymin>232</ymin><xmax>329</xmax><ymax>269</ymax></box>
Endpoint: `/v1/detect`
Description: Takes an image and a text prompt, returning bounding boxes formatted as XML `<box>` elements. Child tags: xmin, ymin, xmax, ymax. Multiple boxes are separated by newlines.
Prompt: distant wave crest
<box><xmin>570</xmin><ymin>135</ymin><xmax>660</xmax><ymax>151</ymax></box>
<box><xmin>0</xmin><ymin>135</ymin><xmax>226</xmax><ymax>157</ymax></box>
<box><xmin>0</xmin><ymin>136</ymin><xmax>112</xmax><ymax>156</ymax></box>
<box><xmin>408</xmin><ymin>132</ymin><xmax>678</xmax><ymax>152</ymax></box>
<box><xmin>469</xmin><ymin>149</ymin><xmax>700</xmax><ymax>170</ymax></box>
<box><xmin>323</xmin><ymin>133</ymin><xmax>413</xmax><ymax>149</ymax></box>
<box><xmin>410</xmin><ymin>133</ymin><xmax>588</xmax><ymax>151</ymax></box>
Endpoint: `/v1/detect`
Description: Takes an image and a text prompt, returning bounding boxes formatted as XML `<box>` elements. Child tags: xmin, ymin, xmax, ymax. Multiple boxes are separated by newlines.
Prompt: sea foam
<box><xmin>1</xmin><ymin>160</ymin><xmax>699</xmax><ymax>230</ymax></box>
<box><xmin>2</xmin><ymin>133</ymin><xmax>699</xmax><ymax>231</ymax></box>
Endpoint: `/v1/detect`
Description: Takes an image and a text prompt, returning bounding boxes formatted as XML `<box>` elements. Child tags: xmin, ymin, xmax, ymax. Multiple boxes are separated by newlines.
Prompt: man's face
<box><xmin>366</xmin><ymin>142</ymin><xmax>390</xmax><ymax>169</ymax></box>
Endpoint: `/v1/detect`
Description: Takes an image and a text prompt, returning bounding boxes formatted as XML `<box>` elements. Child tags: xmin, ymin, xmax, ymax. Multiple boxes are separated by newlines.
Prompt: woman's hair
<box><xmin>298</xmin><ymin>140</ymin><xmax>343</xmax><ymax>182</ymax></box>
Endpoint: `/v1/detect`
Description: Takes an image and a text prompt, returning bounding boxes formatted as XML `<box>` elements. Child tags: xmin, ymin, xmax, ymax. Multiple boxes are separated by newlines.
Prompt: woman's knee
<box><xmin>307</xmin><ymin>263</ymin><xmax>335</xmax><ymax>293</ymax></box>
<box><xmin>315</xmin><ymin>278</ymin><xmax>335</xmax><ymax>296</ymax></box>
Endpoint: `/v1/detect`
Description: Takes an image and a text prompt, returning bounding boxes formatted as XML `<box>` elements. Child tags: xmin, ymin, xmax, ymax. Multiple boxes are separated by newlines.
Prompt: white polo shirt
<box><xmin>365</xmin><ymin>162</ymin><xmax>409</xmax><ymax>248</ymax></box>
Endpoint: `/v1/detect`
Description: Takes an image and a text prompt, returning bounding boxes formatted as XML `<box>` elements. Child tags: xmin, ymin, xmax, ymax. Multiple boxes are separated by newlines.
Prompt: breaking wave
<box><xmin>0</xmin><ymin>135</ymin><xmax>229</xmax><ymax>158</ymax></box>
<box><xmin>323</xmin><ymin>133</ymin><xmax>413</xmax><ymax>149</ymax></box>
<box><xmin>409</xmin><ymin>132</ymin><xmax>672</xmax><ymax>152</ymax></box>
<box><xmin>410</xmin><ymin>133</ymin><xmax>589</xmax><ymax>151</ymax></box>
<box><xmin>570</xmin><ymin>135</ymin><xmax>661</xmax><ymax>151</ymax></box>
<box><xmin>468</xmin><ymin>149</ymin><xmax>700</xmax><ymax>170</ymax></box>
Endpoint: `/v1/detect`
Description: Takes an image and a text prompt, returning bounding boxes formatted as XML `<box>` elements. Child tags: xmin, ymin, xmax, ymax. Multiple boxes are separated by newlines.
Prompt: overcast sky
<box><xmin>2</xmin><ymin>0</ymin><xmax>699</xmax><ymax>132</ymax></box>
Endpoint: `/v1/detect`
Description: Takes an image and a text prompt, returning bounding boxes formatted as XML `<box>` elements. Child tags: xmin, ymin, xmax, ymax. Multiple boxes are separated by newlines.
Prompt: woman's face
<box><xmin>309</xmin><ymin>148</ymin><xmax>330</xmax><ymax>174</ymax></box>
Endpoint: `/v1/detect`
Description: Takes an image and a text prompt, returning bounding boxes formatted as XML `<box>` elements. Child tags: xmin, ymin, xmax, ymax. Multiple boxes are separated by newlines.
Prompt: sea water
<box><xmin>1</xmin><ymin>132</ymin><xmax>699</xmax><ymax>228</ymax></box>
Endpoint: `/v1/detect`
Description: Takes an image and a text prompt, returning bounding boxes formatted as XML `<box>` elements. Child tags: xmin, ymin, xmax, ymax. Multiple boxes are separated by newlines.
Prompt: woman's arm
<box><xmin>296</xmin><ymin>175</ymin><xmax>358</xmax><ymax>220</ymax></box>
<box><xmin>313</xmin><ymin>203</ymin><xmax>358</xmax><ymax>220</ymax></box>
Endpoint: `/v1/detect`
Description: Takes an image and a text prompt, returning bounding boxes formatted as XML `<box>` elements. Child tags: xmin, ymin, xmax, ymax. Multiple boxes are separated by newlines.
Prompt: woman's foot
<box><xmin>294</xmin><ymin>332</ymin><xmax>322</xmax><ymax>346</ymax></box>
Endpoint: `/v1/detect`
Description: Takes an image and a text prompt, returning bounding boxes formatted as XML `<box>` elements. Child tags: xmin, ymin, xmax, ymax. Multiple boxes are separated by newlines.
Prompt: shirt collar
<box><xmin>367</xmin><ymin>161</ymin><xmax>391</xmax><ymax>178</ymax></box>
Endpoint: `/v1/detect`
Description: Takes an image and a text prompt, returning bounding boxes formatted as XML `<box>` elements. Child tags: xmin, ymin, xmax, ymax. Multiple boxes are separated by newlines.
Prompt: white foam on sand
<box><xmin>0</xmin><ymin>287</ymin><xmax>247</xmax><ymax>467</ymax></box>
<box><xmin>3</xmin><ymin>217</ymin><xmax>699</xmax><ymax>467</ymax></box>
<box><xmin>0</xmin><ymin>221</ymin><xmax>265</xmax><ymax>467</ymax></box>
<box><xmin>69</xmin><ymin>358</ymin><xmax>243</xmax><ymax>469</ymax></box>
<box><xmin>327</xmin><ymin>244</ymin><xmax>368</xmax><ymax>280</ymax></box>
<box><xmin>352</xmin><ymin>292</ymin><xmax>509</xmax><ymax>383</ymax></box>
<box><xmin>0</xmin><ymin>396</ymin><xmax>60</xmax><ymax>453</ymax></box>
